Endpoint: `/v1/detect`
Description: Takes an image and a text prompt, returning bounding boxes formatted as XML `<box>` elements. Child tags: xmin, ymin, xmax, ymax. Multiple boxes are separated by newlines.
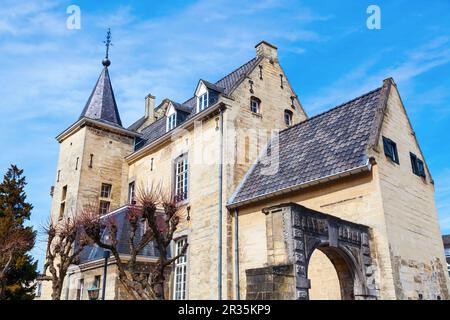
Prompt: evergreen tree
<box><xmin>0</xmin><ymin>165</ymin><xmax>37</xmax><ymax>300</ymax></box>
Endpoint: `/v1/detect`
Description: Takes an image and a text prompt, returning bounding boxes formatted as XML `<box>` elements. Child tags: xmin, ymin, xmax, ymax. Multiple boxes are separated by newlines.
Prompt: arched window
<box><xmin>250</xmin><ymin>97</ymin><xmax>261</xmax><ymax>114</ymax></box>
<box><xmin>284</xmin><ymin>109</ymin><xmax>293</xmax><ymax>126</ymax></box>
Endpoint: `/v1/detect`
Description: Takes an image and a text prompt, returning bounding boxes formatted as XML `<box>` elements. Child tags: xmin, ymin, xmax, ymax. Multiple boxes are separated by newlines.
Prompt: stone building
<box><xmin>38</xmin><ymin>40</ymin><xmax>449</xmax><ymax>300</ymax></box>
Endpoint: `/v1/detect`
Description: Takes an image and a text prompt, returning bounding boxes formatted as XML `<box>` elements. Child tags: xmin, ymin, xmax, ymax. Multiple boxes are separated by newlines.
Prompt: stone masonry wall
<box><xmin>372</xmin><ymin>84</ymin><xmax>450</xmax><ymax>299</ymax></box>
<box><xmin>246</xmin><ymin>265</ymin><xmax>295</xmax><ymax>300</ymax></box>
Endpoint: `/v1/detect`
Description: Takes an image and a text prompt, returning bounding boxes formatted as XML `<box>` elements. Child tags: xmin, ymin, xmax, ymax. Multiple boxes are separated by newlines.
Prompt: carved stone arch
<box><xmin>257</xmin><ymin>203</ymin><xmax>380</xmax><ymax>300</ymax></box>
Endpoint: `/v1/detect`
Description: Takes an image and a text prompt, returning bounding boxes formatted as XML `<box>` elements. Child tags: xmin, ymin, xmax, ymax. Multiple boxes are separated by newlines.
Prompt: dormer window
<box><xmin>167</xmin><ymin>113</ymin><xmax>176</xmax><ymax>131</ymax></box>
<box><xmin>198</xmin><ymin>93</ymin><xmax>208</xmax><ymax>112</ymax></box>
<box><xmin>166</xmin><ymin>103</ymin><xmax>177</xmax><ymax>132</ymax></box>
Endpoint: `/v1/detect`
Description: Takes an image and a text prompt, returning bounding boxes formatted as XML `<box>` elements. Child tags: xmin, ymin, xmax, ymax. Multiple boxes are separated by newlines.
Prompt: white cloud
<box><xmin>302</xmin><ymin>37</ymin><xmax>450</xmax><ymax>114</ymax></box>
<box><xmin>0</xmin><ymin>0</ymin><xmax>68</xmax><ymax>36</ymax></box>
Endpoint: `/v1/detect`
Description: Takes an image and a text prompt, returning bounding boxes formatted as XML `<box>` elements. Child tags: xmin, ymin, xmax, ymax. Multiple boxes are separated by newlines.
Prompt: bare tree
<box><xmin>0</xmin><ymin>228</ymin><xmax>33</xmax><ymax>299</ymax></box>
<box><xmin>81</xmin><ymin>185</ymin><xmax>188</xmax><ymax>300</ymax></box>
<box><xmin>42</xmin><ymin>217</ymin><xmax>90</xmax><ymax>300</ymax></box>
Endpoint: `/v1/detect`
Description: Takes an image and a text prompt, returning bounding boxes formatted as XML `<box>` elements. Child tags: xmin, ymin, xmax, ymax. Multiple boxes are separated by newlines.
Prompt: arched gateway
<box><xmin>245</xmin><ymin>203</ymin><xmax>379</xmax><ymax>300</ymax></box>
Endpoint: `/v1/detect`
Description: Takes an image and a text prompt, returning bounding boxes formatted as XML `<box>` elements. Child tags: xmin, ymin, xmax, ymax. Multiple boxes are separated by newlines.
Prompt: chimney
<box><xmin>255</xmin><ymin>40</ymin><xmax>278</xmax><ymax>62</ymax></box>
<box><xmin>145</xmin><ymin>94</ymin><xmax>155</xmax><ymax>121</ymax></box>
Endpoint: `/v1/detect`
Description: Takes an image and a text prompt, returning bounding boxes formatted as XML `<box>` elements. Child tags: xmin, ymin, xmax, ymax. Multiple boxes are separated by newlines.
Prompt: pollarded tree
<box><xmin>0</xmin><ymin>165</ymin><xmax>37</xmax><ymax>300</ymax></box>
<box><xmin>81</xmin><ymin>185</ymin><xmax>188</xmax><ymax>300</ymax></box>
<box><xmin>42</xmin><ymin>217</ymin><xmax>91</xmax><ymax>300</ymax></box>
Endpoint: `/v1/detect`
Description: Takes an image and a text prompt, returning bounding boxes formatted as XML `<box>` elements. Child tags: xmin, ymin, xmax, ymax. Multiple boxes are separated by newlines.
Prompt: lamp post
<box><xmin>102</xmin><ymin>250</ymin><xmax>110</xmax><ymax>300</ymax></box>
<box><xmin>87</xmin><ymin>284</ymin><xmax>100</xmax><ymax>300</ymax></box>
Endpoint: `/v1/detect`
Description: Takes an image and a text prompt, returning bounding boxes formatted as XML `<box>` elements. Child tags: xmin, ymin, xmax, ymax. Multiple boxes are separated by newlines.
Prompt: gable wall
<box><xmin>373</xmin><ymin>85</ymin><xmax>449</xmax><ymax>299</ymax></box>
<box><xmin>222</xmin><ymin>56</ymin><xmax>308</xmax><ymax>298</ymax></box>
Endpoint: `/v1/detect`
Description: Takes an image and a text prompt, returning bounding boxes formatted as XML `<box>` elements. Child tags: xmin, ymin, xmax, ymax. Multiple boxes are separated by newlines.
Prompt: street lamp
<box><xmin>87</xmin><ymin>284</ymin><xmax>100</xmax><ymax>300</ymax></box>
<box><xmin>102</xmin><ymin>249</ymin><xmax>111</xmax><ymax>300</ymax></box>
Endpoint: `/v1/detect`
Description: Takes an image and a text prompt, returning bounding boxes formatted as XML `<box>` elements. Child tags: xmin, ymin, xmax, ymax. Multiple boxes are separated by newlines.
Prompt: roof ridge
<box><xmin>279</xmin><ymin>86</ymin><xmax>383</xmax><ymax>135</ymax></box>
<box><xmin>214</xmin><ymin>56</ymin><xmax>258</xmax><ymax>85</ymax></box>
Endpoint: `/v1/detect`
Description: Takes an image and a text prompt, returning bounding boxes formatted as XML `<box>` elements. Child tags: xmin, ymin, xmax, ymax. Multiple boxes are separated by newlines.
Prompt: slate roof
<box><xmin>79</xmin><ymin>206</ymin><xmax>166</xmax><ymax>264</ymax></box>
<box><xmin>134</xmin><ymin>56</ymin><xmax>261</xmax><ymax>150</ymax></box>
<box><xmin>80</xmin><ymin>66</ymin><xmax>122</xmax><ymax>127</ymax></box>
<box><xmin>229</xmin><ymin>86</ymin><xmax>385</xmax><ymax>206</ymax></box>
<box><xmin>200</xmin><ymin>79</ymin><xmax>225</xmax><ymax>93</ymax></box>
<box><xmin>215</xmin><ymin>57</ymin><xmax>260</xmax><ymax>94</ymax></box>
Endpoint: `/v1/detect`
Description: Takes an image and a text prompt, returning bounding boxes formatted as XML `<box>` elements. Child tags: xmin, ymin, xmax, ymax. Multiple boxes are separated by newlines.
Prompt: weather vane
<box><xmin>102</xmin><ymin>28</ymin><xmax>113</xmax><ymax>67</ymax></box>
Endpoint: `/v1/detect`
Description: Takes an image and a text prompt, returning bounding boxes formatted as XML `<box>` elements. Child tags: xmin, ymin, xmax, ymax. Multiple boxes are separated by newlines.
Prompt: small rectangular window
<box><xmin>174</xmin><ymin>155</ymin><xmax>188</xmax><ymax>203</ymax></box>
<box><xmin>77</xmin><ymin>279</ymin><xmax>84</xmax><ymax>300</ymax></box>
<box><xmin>100</xmin><ymin>183</ymin><xmax>112</xmax><ymax>198</ymax></box>
<box><xmin>410</xmin><ymin>152</ymin><xmax>426</xmax><ymax>177</ymax></box>
<box><xmin>59</xmin><ymin>202</ymin><xmax>65</xmax><ymax>220</ymax></box>
<box><xmin>94</xmin><ymin>275</ymin><xmax>101</xmax><ymax>289</ymax></box>
<box><xmin>99</xmin><ymin>200</ymin><xmax>110</xmax><ymax>215</ymax></box>
<box><xmin>128</xmin><ymin>181</ymin><xmax>136</xmax><ymax>205</ymax></box>
<box><xmin>250</xmin><ymin>97</ymin><xmax>260</xmax><ymax>114</ymax></box>
<box><xmin>284</xmin><ymin>110</ymin><xmax>293</xmax><ymax>126</ymax></box>
<box><xmin>382</xmin><ymin>137</ymin><xmax>399</xmax><ymax>164</ymax></box>
<box><xmin>173</xmin><ymin>237</ymin><xmax>188</xmax><ymax>300</ymax></box>
<box><xmin>198</xmin><ymin>93</ymin><xmax>208</xmax><ymax>112</ymax></box>
<box><xmin>167</xmin><ymin>113</ymin><xmax>177</xmax><ymax>131</ymax></box>
<box><xmin>61</xmin><ymin>185</ymin><xmax>67</xmax><ymax>201</ymax></box>
<box><xmin>35</xmin><ymin>282</ymin><xmax>42</xmax><ymax>297</ymax></box>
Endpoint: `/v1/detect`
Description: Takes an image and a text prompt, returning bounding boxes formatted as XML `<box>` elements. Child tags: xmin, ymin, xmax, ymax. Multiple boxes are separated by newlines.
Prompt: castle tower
<box><xmin>49</xmin><ymin>30</ymin><xmax>137</xmax><ymax>223</ymax></box>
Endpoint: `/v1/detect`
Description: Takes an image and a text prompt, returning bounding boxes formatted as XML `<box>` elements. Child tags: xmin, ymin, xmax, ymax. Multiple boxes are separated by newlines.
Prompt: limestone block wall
<box><xmin>224</xmin><ymin>55</ymin><xmax>307</xmax><ymax>299</ymax></box>
<box><xmin>76</xmin><ymin>126</ymin><xmax>134</xmax><ymax>215</ymax></box>
<box><xmin>245</xmin><ymin>264</ymin><xmax>295</xmax><ymax>300</ymax></box>
<box><xmin>127</xmin><ymin>115</ymin><xmax>221</xmax><ymax>299</ymax></box>
<box><xmin>50</xmin><ymin>125</ymin><xmax>134</xmax><ymax>222</ymax></box>
<box><xmin>372</xmin><ymin>85</ymin><xmax>449</xmax><ymax>299</ymax></box>
<box><xmin>50</xmin><ymin>127</ymin><xmax>86</xmax><ymax>222</ymax></box>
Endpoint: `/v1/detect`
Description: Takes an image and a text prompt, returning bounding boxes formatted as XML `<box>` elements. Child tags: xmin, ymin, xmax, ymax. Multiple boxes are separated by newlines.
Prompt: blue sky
<box><xmin>0</xmin><ymin>0</ymin><xmax>449</xmax><ymax>270</ymax></box>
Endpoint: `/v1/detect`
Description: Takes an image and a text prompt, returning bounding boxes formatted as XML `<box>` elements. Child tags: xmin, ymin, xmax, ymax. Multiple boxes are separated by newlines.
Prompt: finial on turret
<box><xmin>102</xmin><ymin>28</ymin><xmax>113</xmax><ymax>67</ymax></box>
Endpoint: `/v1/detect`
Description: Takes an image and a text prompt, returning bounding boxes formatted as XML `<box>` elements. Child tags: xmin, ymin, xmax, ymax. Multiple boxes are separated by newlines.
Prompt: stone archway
<box><xmin>285</xmin><ymin>203</ymin><xmax>378</xmax><ymax>300</ymax></box>
<box><xmin>245</xmin><ymin>203</ymin><xmax>379</xmax><ymax>300</ymax></box>
<box><xmin>308</xmin><ymin>245</ymin><xmax>355</xmax><ymax>300</ymax></box>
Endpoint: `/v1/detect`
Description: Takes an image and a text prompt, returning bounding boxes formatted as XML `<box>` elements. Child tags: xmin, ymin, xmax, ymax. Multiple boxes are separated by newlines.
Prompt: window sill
<box><xmin>251</xmin><ymin>112</ymin><xmax>262</xmax><ymax>118</ymax></box>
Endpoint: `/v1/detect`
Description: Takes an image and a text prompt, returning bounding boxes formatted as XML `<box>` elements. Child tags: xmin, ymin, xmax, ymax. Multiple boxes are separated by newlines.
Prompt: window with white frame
<box><xmin>100</xmin><ymin>183</ymin><xmax>112</xmax><ymax>198</ymax></box>
<box><xmin>198</xmin><ymin>93</ymin><xmax>208</xmax><ymax>112</ymax></box>
<box><xmin>35</xmin><ymin>282</ymin><xmax>42</xmax><ymax>297</ymax></box>
<box><xmin>173</xmin><ymin>237</ymin><xmax>187</xmax><ymax>300</ymax></box>
<box><xmin>167</xmin><ymin>113</ymin><xmax>176</xmax><ymax>131</ymax></box>
<box><xmin>128</xmin><ymin>181</ymin><xmax>136</xmax><ymax>205</ymax></box>
<box><xmin>174</xmin><ymin>155</ymin><xmax>188</xmax><ymax>203</ymax></box>
<box><xmin>250</xmin><ymin>97</ymin><xmax>261</xmax><ymax>114</ymax></box>
<box><xmin>99</xmin><ymin>200</ymin><xmax>110</xmax><ymax>215</ymax></box>
<box><xmin>77</xmin><ymin>279</ymin><xmax>84</xmax><ymax>300</ymax></box>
